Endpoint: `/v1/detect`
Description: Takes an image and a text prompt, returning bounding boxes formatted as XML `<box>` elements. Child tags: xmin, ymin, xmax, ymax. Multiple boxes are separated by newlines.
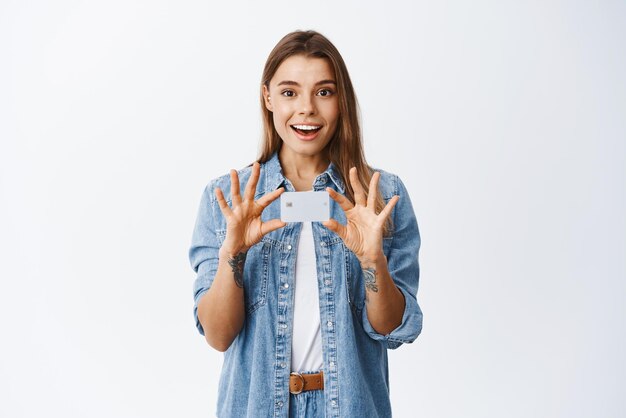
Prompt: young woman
<box><xmin>190</xmin><ymin>30</ymin><xmax>422</xmax><ymax>418</ymax></box>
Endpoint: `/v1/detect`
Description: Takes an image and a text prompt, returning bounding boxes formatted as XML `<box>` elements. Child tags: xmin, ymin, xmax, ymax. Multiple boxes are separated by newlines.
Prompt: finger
<box><xmin>350</xmin><ymin>167</ymin><xmax>366</xmax><ymax>206</ymax></box>
<box><xmin>367</xmin><ymin>171</ymin><xmax>380</xmax><ymax>209</ymax></box>
<box><xmin>230</xmin><ymin>169</ymin><xmax>242</xmax><ymax>205</ymax></box>
<box><xmin>244</xmin><ymin>162</ymin><xmax>260</xmax><ymax>201</ymax></box>
<box><xmin>256</xmin><ymin>187</ymin><xmax>284</xmax><ymax>209</ymax></box>
<box><xmin>378</xmin><ymin>195</ymin><xmax>400</xmax><ymax>222</ymax></box>
<box><xmin>260</xmin><ymin>219</ymin><xmax>287</xmax><ymax>235</ymax></box>
<box><xmin>215</xmin><ymin>187</ymin><xmax>233</xmax><ymax>217</ymax></box>
<box><xmin>326</xmin><ymin>187</ymin><xmax>353</xmax><ymax>212</ymax></box>
<box><xmin>322</xmin><ymin>218</ymin><xmax>347</xmax><ymax>239</ymax></box>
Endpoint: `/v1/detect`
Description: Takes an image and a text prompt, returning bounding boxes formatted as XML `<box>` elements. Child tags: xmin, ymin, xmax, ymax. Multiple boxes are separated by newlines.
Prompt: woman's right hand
<box><xmin>215</xmin><ymin>162</ymin><xmax>286</xmax><ymax>257</ymax></box>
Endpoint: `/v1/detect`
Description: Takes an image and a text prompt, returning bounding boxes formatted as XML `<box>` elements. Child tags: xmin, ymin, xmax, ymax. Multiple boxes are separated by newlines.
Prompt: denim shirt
<box><xmin>189</xmin><ymin>153</ymin><xmax>422</xmax><ymax>418</ymax></box>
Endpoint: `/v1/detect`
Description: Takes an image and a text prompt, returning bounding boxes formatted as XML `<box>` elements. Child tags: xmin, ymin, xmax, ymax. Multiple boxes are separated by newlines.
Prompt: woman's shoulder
<box><xmin>370</xmin><ymin>167</ymin><xmax>410</xmax><ymax>199</ymax></box>
<box><xmin>202</xmin><ymin>164</ymin><xmax>256</xmax><ymax>204</ymax></box>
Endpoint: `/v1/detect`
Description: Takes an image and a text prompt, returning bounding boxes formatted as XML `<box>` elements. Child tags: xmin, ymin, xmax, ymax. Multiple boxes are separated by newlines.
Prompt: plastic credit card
<box><xmin>280</xmin><ymin>191</ymin><xmax>330</xmax><ymax>222</ymax></box>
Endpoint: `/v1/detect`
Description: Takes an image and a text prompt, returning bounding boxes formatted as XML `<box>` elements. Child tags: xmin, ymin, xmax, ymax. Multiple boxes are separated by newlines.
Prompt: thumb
<box><xmin>323</xmin><ymin>219</ymin><xmax>346</xmax><ymax>239</ymax></box>
<box><xmin>261</xmin><ymin>219</ymin><xmax>287</xmax><ymax>236</ymax></box>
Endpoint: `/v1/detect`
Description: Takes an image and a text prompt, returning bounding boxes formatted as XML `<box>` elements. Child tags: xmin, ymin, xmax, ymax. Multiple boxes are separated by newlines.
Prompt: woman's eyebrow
<box><xmin>276</xmin><ymin>79</ymin><xmax>337</xmax><ymax>87</ymax></box>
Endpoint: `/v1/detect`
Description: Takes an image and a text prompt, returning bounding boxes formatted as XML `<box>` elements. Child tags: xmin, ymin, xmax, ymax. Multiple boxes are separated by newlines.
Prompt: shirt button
<box><xmin>277</xmin><ymin>401</ymin><xmax>283</xmax><ymax>407</ymax></box>
<box><xmin>329</xmin><ymin>361</ymin><xmax>335</xmax><ymax>368</ymax></box>
<box><xmin>320</xmin><ymin>242</ymin><xmax>325</xmax><ymax>247</ymax></box>
<box><xmin>280</xmin><ymin>362</ymin><xmax>286</xmax><ymax>368</ymax></box>
<box><xmin>281</xmin><ymin>323</ymin><xmax>287</xmax><ymax>329</ymax></box>
<box><xmin>283</xmin><ymin>283</ymin><xmax>289</xmax><ymax>289</ymax></box>
<box><xmin>332</xmin><ymin>400</ymin><xmax>337</xmax><ymax>407</ymax></box>
<box><xmin>325</xmin><ymin>279</ymin><xmax>331</xmax><ymax>286</ymax></box>
<box><xmin>327</xmin><ymin>321</ymin><xmax>333</xmax><ymax>328</ymax></box>
<box><xmin>287</xmin><ymin>244</ymin><xmax>292</xmax><ymax>250</ymax></box>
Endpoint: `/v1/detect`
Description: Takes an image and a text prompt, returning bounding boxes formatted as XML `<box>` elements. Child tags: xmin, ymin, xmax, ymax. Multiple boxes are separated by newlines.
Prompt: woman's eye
<box><xmin>317</xmin><ymin>89</ymin><xmax>334</xmax><ymax>97</ymax></box>
<box><xmin>281</xmin><ymin>90</ymin><xmax>295</xmax><ymax>97</ymax></box>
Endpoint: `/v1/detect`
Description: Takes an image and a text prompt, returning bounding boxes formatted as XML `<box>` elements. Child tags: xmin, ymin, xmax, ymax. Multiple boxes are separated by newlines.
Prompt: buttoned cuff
<box><xmin>361</xmin><ymin>286</ymin><xmax>423</xmax><ymax>349</ymax></box>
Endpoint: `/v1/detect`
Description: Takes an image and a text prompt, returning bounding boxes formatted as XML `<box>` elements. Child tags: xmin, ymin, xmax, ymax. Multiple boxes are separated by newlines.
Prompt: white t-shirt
<box><xmin>290</xmin><ymin>221</ymin><xmax>323</xmax><ymax>372</ymax></box>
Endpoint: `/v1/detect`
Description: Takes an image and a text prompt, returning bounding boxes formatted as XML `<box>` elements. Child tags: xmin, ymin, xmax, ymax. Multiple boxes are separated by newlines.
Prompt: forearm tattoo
<box><xmin>363</xmin><ymin>267</ymin><xmax>379</xmax><ymax>295</ymax></box>
<box><xmin>228</xmin><ymin>252</ymin><xmax>247</xmax><ymax>288</ymax></box>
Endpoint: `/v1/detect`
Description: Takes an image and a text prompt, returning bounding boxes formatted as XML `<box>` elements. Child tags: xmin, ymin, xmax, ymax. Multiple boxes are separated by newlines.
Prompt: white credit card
<box><xmin>280</xmin><ymin>191</ymin><xmax>329</xmax><ymax>222</ymax></box>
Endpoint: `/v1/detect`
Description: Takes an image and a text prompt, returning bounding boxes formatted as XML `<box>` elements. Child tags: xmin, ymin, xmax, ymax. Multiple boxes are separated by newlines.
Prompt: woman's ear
<box><xmin>262</xmin><ymin>85</ymin><xmax>273</xmax><ymax>111</ymax></box>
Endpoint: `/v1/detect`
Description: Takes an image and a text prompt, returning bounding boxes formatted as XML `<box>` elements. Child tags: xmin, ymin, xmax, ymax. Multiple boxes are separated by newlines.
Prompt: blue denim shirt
<box><xmin>190</xmin><ymin>153</ymin><xmax>422</xmax><ymax>417</ymax></box>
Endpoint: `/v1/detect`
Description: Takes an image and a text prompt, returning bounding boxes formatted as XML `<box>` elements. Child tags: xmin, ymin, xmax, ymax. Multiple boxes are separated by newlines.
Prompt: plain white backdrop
<box><xmin>1</xmin><ymin>1</ymin><xmax>625</xmax><ymax>417</ymax></box>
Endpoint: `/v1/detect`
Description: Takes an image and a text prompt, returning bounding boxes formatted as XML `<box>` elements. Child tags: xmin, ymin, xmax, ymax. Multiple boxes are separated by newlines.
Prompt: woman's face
<box><xmin>263</xmin><ymin>54</ymin><xmax>339</xmax><ymax>161</ymax></box>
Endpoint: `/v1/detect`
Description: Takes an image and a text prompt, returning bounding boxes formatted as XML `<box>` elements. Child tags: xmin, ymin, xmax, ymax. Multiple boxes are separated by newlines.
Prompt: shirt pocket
<box><xmin>215</xmin><ymin>230</ymin><xmax>271</xmax><ymax>315</ymax></box>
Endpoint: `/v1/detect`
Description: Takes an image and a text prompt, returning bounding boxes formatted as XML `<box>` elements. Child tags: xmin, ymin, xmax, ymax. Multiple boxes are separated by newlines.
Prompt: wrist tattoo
<box><xmin>228</xmin><ymin>252</ymin><xmax>247</xmax><ymax>288</ymax></box>
<box><xmin>363</xmin><ymin>267</ymin><xmax>379</xmax><ymax>295</ymax></box>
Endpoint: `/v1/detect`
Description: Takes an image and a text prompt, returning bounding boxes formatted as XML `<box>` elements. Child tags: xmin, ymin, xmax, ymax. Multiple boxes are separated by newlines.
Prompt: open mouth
<box><xmin>290</xmin><ymin>124</ymin><xmax>322</xmax><ymax>137</ymax></box>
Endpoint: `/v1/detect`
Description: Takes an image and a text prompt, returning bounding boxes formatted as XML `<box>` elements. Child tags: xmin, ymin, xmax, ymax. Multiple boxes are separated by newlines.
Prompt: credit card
<box><xmin>280</xmin><ymin>191</ymin><xmax>330</xmax><ymax>222</ymax></box>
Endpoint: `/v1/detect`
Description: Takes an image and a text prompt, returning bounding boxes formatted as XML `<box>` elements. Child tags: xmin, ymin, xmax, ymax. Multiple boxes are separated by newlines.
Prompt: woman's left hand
<box><xmin>323</xmin><ymin>167</ymin><xmax>399</xmax><ymax>264</ymax></box>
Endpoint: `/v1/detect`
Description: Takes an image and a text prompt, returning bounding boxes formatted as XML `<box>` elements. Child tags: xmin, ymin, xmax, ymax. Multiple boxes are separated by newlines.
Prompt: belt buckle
<box><xmin>290</xmin><ymin>372</ymin><xmax>305</xmax><ymax>394</ymax></box>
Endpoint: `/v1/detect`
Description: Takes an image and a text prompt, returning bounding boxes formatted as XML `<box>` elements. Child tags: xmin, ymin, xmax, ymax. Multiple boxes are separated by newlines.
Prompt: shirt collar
<box><xmin>263</xmin><ymin>152</ymin><xmax>345</xmax><ymax>193</ymax></box>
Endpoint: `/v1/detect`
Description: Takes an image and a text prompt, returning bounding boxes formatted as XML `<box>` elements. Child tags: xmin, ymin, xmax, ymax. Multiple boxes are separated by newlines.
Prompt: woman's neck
<box><xmin>279</xmin><ymin>148</ymin><xmax>330</xmax><ymax>191</ymax></box>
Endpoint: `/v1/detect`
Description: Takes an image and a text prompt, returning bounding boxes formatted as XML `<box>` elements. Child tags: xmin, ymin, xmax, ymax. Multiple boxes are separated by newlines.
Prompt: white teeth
<box><xmin>292</xmin><ymin>125</ymin><xmax>321</xmax><ymax>131</ymax></box>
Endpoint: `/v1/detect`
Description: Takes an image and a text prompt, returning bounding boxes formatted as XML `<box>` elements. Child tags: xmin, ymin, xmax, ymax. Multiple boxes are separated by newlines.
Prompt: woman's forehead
<box><xmin>271</xmin><ymin>55</ymin><xmax>336</xmax><ymax>85</ymax></box>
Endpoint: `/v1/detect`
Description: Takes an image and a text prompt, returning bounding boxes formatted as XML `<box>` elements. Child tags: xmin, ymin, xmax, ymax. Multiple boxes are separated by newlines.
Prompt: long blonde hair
<box><xmin>258</xmin><ymin>30</ymin><xmax>391</xmax><ymax>235</ymax></box>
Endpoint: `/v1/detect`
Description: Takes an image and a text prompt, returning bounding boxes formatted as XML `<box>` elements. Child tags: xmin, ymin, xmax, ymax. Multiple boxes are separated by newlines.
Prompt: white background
<box><xmin>1</xmin><ymin>1</ymin><xmax>625</xmax><ymax>417</ymax></box>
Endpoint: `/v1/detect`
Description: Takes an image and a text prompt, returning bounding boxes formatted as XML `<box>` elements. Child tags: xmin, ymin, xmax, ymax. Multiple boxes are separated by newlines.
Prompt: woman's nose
<box><xmin>298</xmin><ymin>95</ymin><xmax>316</xmax><ymax>115</ymax></box>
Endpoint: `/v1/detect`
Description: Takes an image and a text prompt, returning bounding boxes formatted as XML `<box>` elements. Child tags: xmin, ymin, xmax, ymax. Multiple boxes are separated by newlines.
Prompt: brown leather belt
<box><xmin>289</xmin><ymin>371</ymin><xmax>324</xmax><ymax>394</ymax></box>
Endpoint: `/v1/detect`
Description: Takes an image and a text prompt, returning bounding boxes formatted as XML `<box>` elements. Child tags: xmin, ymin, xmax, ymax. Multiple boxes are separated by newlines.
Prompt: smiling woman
<box><xmin>189</xmin><ymin>30</ymin><xmax>423</xmax><ymax>418</ymax></box>
<box><xmin>262</xmin><ymin>55</ymin><xmax>339</xmax><ymax>163</ymax></box>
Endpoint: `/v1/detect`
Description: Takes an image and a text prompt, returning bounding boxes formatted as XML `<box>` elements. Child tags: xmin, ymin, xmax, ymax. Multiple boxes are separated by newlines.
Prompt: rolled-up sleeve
<box><xmin>362</xmin><ymin>175</ymin><xmax>423</xmax><ymax>349</ymax></box>
<box><xmin>189</xmin><ymin>182</ymin><xmax>220</xmax><ymax>336</ymax></box>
